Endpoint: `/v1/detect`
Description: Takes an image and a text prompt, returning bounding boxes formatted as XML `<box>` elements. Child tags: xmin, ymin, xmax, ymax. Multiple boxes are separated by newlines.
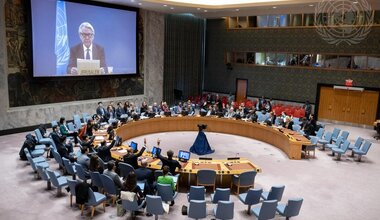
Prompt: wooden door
<box><xmin>318</xmin><ymin>87</ymin><xmax>334</xmax><ymax>119</ymax></box>
<box><xmin>332</xmin><ymin>89</ymin><xmax>348</xmax><ymax>122</ymax></box>
<box><xmin>360</xmin><ymin>91</ymin><xmax>379</xmax><ymax>125</ymax></box>
<box><xmin>235</xmin><ymin>79</ymin><xmax>248</xmax><ymax>104</ymax></box>
<box><xmin>345</xmin><ymin>91</ymin><xmax>363</xmax><ymax>123</ymax></box>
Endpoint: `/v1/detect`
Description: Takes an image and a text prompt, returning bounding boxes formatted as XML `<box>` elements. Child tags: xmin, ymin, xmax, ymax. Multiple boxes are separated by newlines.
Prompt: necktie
<box><xmin>85</xmin><ymin>48</ymin><xmax>90</xmax><ymax>60</ymax></box>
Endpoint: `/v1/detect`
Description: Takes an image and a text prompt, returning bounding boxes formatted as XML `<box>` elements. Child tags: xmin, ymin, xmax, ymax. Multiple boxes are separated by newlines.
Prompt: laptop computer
<box><xmin>77</xmin><ymin>59</ymin><xmax>100</xmax><ymax>75</ymax></box>
<box><xmin>178</xmin><ymin>150</ymin><xmax>190</xmax><ymax>162</ymax></box>
<box><xmin>130</xmin><ymin>141</ymin><xmax>138</xmax><ymax>151</ymax></box>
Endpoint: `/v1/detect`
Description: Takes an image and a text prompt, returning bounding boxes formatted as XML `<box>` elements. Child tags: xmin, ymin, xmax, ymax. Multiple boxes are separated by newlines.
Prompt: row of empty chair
<box><xmin>312</xmin><ymin>127</ymin><xmax>373</xmax><ymax>161</ymax></box>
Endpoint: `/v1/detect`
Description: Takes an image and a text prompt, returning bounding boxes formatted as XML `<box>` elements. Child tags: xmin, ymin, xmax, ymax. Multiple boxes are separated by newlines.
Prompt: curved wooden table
<box><xmin>115</xmin><ymin>116</ymin><xmax>310</xmax><ymax>160</ymax></box>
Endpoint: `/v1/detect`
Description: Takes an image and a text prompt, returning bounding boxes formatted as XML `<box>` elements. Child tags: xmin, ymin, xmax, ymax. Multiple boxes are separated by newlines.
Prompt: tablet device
<box><xmin>178</xmin><ymin>150</ymin><xmax>190</xmax><ymax>162</ymax></box>
<box><xmin>152</xmin><ymin>146</ymin><xmax>161</xmax><ymax>158</ymax></box>
<box><xmin>130</xmin><ymin>141</ymin><xmax>138</xmax><ymax>151</ymax></box>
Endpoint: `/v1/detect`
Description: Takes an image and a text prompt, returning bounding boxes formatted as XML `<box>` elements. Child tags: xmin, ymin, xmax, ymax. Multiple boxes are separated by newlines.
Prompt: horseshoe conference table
<box><xmin>111</xmin><ymin>117</ymin><xmax>310</xmax><ymax>188</ymax></box>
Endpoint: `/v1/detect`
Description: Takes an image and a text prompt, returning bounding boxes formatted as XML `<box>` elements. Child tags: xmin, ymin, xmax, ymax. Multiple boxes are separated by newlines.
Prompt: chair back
<box><xmin>316</xmin><ymin>128</ymin><xmax>324</xmax><ymax>138</ymax></box>
<box><xmin>335</xmin><ymin>136</ymin><xmax>344</xmax><ymax>148</ymax></box>
<box><xmin>25</xmin><ymin>153</ymin><xmax>38</xmax><ymax>171</ymax></box>
<box><xmin>284</xmin><ymin>198</ymin><xmax>303</xmax><ymax>218</ymax></box>
<box><xmin>258</xmin><ymin>200</ymin><xmax>278</xmax><ymax>219</ymax></box>
<box><xmin>51</xmin><ymin>120</ymin><xmax>58</xmax><ymax>127</ymax></box>
<box><xmin>75</xmin><ymin>163</ymin><xmax>89</xmax><ymax>181</ymax></box>
<box><xmin>157</xmin><ymin>183</ymin><xmax>175</xmax><ymax>202</ymax></box>
<box><xmin>244</xmin><ymin>188</ymin><xmax>263</xmax><ymax>205</ymax></box>
<box><xmin>360</xmin><ymin>140</ymin><xmax>372</xmax><ymax>154</ymax></box>
<box><xmin>323</xmin><ymin>132</ymin><xmax>333</xmax><ymax>142</ymax></box>
<box><xmin>146</xmin><ymin>195</ymin><xmax>165</xmax><ymax>216</ymax></box>
<box><xmin>212</xmin><ymin>188</ymin><xmax>230</xmax><ymax>203</ymax></box>
<box><xmin>292</xmin><ymin>124</ymin><xmax>301</xmax><ymax>132</ymax></box>
<box><xmin>46</xmin><ymin>168</ymin><xmax>59</xmax><ymax>187</ymax></box>
<box><xmin>122</xmin><ymin>195</ymin><xmax>139</xmax><ymax>211</ymax></box>
<box><xmin>87</xmin><ymin>187</ymin><xmax>98</xmax><ymax>205</ymax></box>
<box><xmin>292</xmin><ymin>117</ymin><xmax>301</xmax><ymax>125</ymax></box>
<box><xmin>36</xmin><ymin>164</ymin><xmax>50</xmax><ymax>181</ymax></box>
<box><xmin>267</xmin><ymin>185</ymin><xmax>285</xmax><ymax>201</ymax></box>
<box><xmin>340</xmin><ymin>131</ymin><xmax>349</xmax><ymax>141</ymax></box>
<box><xmin>73</xmin><ymin>114</ymin><xmax>82</xmax><ymax>129</ymax></box>
<box><xmin>238</xmin><ymin>170</ymin><xmax>257</xmax><ymax>186</ymax></box>
<box><xmin>188</xmin><ymin>200</ymin><xmax>207</xmax><ymax>219</ymax></box>
<box><xmin>90</xmin><ymin>171</ymin><xmax>103</xmax><ymax>189</ymax></box>
<box><xmin>197</xmin><ymin>169</ymin><xmax>216</xmax><ymax>185</ymax></box>
<box><xmin>62</xmin><ymin>157</ymin><xmax>76</xmax><ymax>175</ymax></box>
<box><xmin>67</xmin><ymin>179</ymin><xmax>78</xmax><ymax>196</ymax></box>
<box><xmin>332</xmin><ymin>128</ymin><xmax>341</xmax><ymax>139</ymax></box>
<box><xmin>310</xmin><ymin>136</ymin><xmax>319</xmax><ymax>145</ymax></box>
<box><xmin>119</xmin><ymin>162</ymin><xmax>135</xmax><ymax>178</ymax></box>
<box><xmin>52</xmin><ymin>150</ymin><xmax>63</xmax><ymax>167</ymax></box>
<box><xmin>274</xmin><ymin>117</ymin><xmax>281</xmax><ymax>126</ymax></box>
<box><xmin>67</xmin><ymin>122</ymin><xmax>76</xmax><ymax>132</ymax></box>
<box><xmin>215</xmin><ymin>201</ymin><xmax>234</xmax><ymax>220</ymax></box>
<box><xmin>340</xmin><ymin>140</ymin><xmax>350</xmax><ymax>153</ymax></box>
<box><xmin>100</xmin><ymin>174</ymin><xmax>117</xmax><ymax>195</ymax></box>
<box><xmin>188</xmin><ymin>186</ymin><xmax>205</xmax><ymax>201</ymax></box>
<box><xmin>351</xmin><ymin>137</ymin><xmax>364</xmax><ymax>150</ymax></box>
<box><xmin>34</xmin><ymin>129</ymin><xmax>44</xmax><ymax>142</ymax></box>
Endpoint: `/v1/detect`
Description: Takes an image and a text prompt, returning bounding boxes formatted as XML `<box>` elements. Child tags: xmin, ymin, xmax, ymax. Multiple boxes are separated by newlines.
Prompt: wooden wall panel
<box><xmin>318</xmin><ymin>87</ymin><xmax>334</xmax><ymax>119</ymax></box>
<box><xmin>360</xmin><ymin>91</ymin><xmax>379</xmax><ymax>125</ymax></box>
<box><xmin>345</xmin><ymin>91</ymin><xmax>363</xmax><ymax>123</ymax></box>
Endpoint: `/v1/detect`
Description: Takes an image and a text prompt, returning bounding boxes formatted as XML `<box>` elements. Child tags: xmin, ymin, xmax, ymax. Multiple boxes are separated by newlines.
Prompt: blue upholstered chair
<box><xmin>119</xmin><ymin>162</ymin><xmax>135</xmax><ymax>178</ymax></box>
<box><xmin>211</xmin><ymin>188</ymin><xmax>230</xmax><ymax>204</ymax></box>
<box><xmin>74</xmin><ymin>162</ymin><xmax>90</xmax><ymax>182</ymax></box>
<box><xmin>62</xmin><ymin>157</ymin><xmax>76</xmax><ymax>180</ymax></box>
<box><xmin>188</xmin><ymin>200</ymin><xmax>207</xmax><ymax>220</ymax></box>
<box><xmin>34</xmin><ymin>128</ymin><xmax>52</xmax><ymax>146</ymax></box>
<box><xmin>252</xmin><ymin>200</ymin><xmax>278</xmax><ymax>220</ymax></box>
<box><xmin>231</xmin><ymin>170</ymin><xmax>257</xmax><ymax>194</ymax></box>
<box><xmin>339</xmin><ymin>130</ymin><xmax>350</xmax><ymax>141</ymax></box>
<box><xmin>309</xmin><ymin>127</ymin><xmax>324</xmax><ymax>141</ymax></box>
<box><xmin>261</xmin><ymin>185</ymin><xmax>285</xmax><ymax>202</ymax></box>
<box><xmin>67</xmin><ymin>179</ymin><xmax>78</xmax><ymax>207</ymax></box>
<box><xmin>318</xmin><ymin>131</ymin><xmax>333</xmax><ymax>150</ymax></box>
<box><xmin>238</xmin><ymin>188</ymin><xmax>263</xmax><ymax>214</ymax></box>
<box><xmin>51</xmin><ymin>120</ymin><xmax>58</xmax><ymax>128</ymax></box>
<box><xmin>24</xmin><ymin>148</ymin><xmax>46</xmax><ymax>164</ymax></box>
<box><xmin>304</xmin><ymin>136</ymin><xmax>318</xmax><ymax>158</ymax></box>
<box><xmin>67</xmin><ymin>122</ymin><xmax>77</xmax><ymax>132</ymax></box>
<box><xmin>352</xmin><ymin>140</ymin><xmax>372</xmax><ymax>162</ymax></box>
<box><xmin>332</xmin><ymin>140</ymin><xmax>350</xmax><ymax>160</ymax></box>
<box><xmin>46</xmin><ymin>168</ymin><xmax>68</xmax><ymax>196</ymax></box>
<box><xmin>82</xmin><ymin>112</ymin><xmax>89</xmax><ymax>123</ymax></box>
<box><xmin>277</xmin><ymin>198</ymin><xmax>304</xmax><ymax>220</ymax></box>
<box><xmin>188</xmin><ymin>186</ymin><xmax>206</xmax><ymax>202</ymax></box>
<box><xmin>100</xmin><ymin>174</ymin><xmax>118</xmax><ymax>206</ymax></box>
<box><xmin>213</xmin><ymin>200</ymin><xmax>234</xmax><ymax>220</ymax></box>
<box><xmin>292</xmin><ymin>124</ymin><xmax>301</xmax><ymax>132</ymax></box>
<box><xmin>157</xmin><ymin>183</ymin><xmax>178</xmax><ymax>203</ymax></box>
<box><xmin>325</xmin><ymin>136</ymin><xmax>344</xmax><ymax>151</ymax></box>
<box><xmin>197</xmin><ymin>169</ymin><xmax>216</xmax><ymax>191</ymax></box>
<box><xmin>331</xmin><ymin>128</ymin><xmax>341</xmax><ymax>143</ymax></box>
<box><xmin>25</xmin><ymin>151</ymin><xmax>49</xmax><ymax>179</ymax></box>
<box><xmin>349</xmin><ymin>136</ymin><xmax>364</xmax><ymax>156</ymax></box>
<box><xmin>81</xmin><ymin>188</ymin><xmax>106</xmax><ymax>218</ymax></box>
<box><xmin>73</xmin><ymin>114</ymin><xmax>82</xmax><ymax>129</ymax></box>
<box><xmin>25</xmin><ymin>144</ymin><xmax>45</xmax><ymax>158</ymax></box>
<box><xmin>292</xmin><ymin>117</ymin><xmax>302</xmax><ymax>125</ymax></box>
<box><xmin>51</xmin><ymin>149</ymin><xmax>65</xmax><ymax>171</ymax></box>
<box><xmin>121</xmin><ymin>192</ymin><xmax>146</xmax><ymax>218</ymax></box>
<box><xmin>90</xmin><ymin>171</ymin><xmax>103</xmax><ymax>192</ymax></box>
<box><xmin>36</xmin><ymin>164</ymin><xmax>57</xmax><ymax>190</ymax></box>
<box><xmin>146</xmin><ymin>195</ymin><xmax>165</xmax><ymax>220</ymax></box>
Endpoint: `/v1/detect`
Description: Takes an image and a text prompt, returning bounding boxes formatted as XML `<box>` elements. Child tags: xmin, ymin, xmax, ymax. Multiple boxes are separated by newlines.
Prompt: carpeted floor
<box><xmin>0</xmin><ymin>122</ymin><xmax>379</xmax><ymax>220</ymax></box>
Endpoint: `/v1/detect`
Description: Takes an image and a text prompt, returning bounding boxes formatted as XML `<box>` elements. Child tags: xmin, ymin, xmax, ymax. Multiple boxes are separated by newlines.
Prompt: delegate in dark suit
<box><xmin>123</xmin><ymin>147</ymin><xmax>146</xmax><ymax>169</ymax></box>
<box><xmin>67</xmin><ymin>43</ymin><xmax>107</xmax><ymax>74</ymax></box>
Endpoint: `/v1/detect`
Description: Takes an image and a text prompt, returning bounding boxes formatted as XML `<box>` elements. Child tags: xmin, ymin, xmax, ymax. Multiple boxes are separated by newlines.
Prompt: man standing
<box><xmin>67</xmin><ymin>22</ymin><xmax>107</xmax><ymax>74</ymax></box>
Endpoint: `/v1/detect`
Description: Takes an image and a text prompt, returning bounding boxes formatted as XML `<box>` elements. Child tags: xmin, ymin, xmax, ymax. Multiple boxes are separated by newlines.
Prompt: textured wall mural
<box><xmin>5</xmin><ymin>0</ymin><xmax>144</xmax><ymax>107</ymax></box>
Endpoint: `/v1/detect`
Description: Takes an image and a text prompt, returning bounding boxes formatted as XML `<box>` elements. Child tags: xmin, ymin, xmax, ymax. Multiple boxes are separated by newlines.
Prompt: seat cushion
<box><xmin>276</xmin><ymin>203</ymin><xmax>286</xmax><ymax>215</ymax></box>
<box><xmin>238</xmin><ymin>193</ymin><xmax>247</xmax><ymax>203</ymax></box>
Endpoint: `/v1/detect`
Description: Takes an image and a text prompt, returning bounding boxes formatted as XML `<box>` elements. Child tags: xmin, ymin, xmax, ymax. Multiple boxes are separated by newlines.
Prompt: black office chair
<box><xmin>374</xmin><ymin>123</ymin><xmax>380</xmax><ymax>140</ymax></box>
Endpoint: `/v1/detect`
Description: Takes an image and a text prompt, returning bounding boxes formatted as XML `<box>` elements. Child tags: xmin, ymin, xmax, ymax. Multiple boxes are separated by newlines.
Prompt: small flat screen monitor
<box><xmin>130</xmin><ymin>141</ymin><xmax>138</xmax><ymax>151</ymax></box>
<box><xmin>178</xmin><ymin>150</ymin><xmax>190</xmax><ymax>162</ymax></box>
<box><xmin>151</xmin><ymin>147</ymin><xmax>161</xmax><ymax>158</ymax></box>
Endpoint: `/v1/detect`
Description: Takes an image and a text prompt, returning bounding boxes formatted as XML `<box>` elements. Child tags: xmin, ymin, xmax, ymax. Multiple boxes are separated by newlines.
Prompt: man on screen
<box><xmin>67</xmin><ymin>22</ymin><xmax>107</xmax><ymax>74</ymax></box>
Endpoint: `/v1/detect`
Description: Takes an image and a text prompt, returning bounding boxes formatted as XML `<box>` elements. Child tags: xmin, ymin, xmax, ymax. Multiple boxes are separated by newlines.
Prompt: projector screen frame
<box><xmin>26</xmin><ymin>0</ymin><xmax>140</xmax><ymax>81</ymax></box>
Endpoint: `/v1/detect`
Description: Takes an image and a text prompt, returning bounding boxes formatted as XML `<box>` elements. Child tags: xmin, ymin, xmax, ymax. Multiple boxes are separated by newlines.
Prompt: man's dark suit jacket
<box><xmin>123</xmin><ymin>147</ymin><xmax>146</xmax><ymax>169</ymax></box>
<box><xmin>135</xmin><ymin>167</ymin><xmax>154</xmax><ymax>184</ymax></box>
<box><xmin>67</xmin><ymin>43</ymin><xmax>107</xmax><ymax>74</ymax></box>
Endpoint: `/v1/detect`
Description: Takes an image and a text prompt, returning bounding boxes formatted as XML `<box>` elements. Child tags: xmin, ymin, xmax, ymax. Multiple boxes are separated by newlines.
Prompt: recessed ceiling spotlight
<box><xmin>236</xmin><ymin>9</ymin><xmax>240</xmax><ymax>11</ymax></box>
<box><xmin>353</xmin><ymin>1</ymin><xmax>358</xmax><ymax>3</ymax></box>
<box><xmin>163</xmin><ymin>4</ymin><xmax>167</xmax><ymax>7</ymax></box>
<box><xmin>204</xmin><ymin>10</ymin><xmax>208</xmax><ymax>12</ymax></box>
<box><xmin>138</xmin><ymin>3</ymin><xmax>142</xmax><ymax>5</ymax></box>
<box><xmin>170</xmin><ymin>7</ymin><xmax>174</xmax><ymax>10</ymax></box>
<box><xmin>273</xmin><ymin>6</ymin><xmax>277</xmax><ymax>9</ymax></box>
<box><xmin>131</xmin><ymin>0</ymin><xmax>135</xmax><ymax>2</ymax></box>
<box><xmin>309</xmin><ymin>4</ymin><xmax>314</xmax><ymax>7</ymax></box>
<box><xmin>197</xmin><ymin>8</ymin><xmax>201</xmax><ymax>10</ymax></box>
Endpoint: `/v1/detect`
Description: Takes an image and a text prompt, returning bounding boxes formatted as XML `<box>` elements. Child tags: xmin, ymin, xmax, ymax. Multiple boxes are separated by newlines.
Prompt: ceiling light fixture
<box><xmin>138</xmin><ymin>2</ymin><xmax>142</xmax><ymax>5</ymax></box>
<box><xmin>163</xmin><ymin>4</ymin><xmax>167</xmax><ymax>7</ymax></box>
<box><xmin>309</xmin><ymin>4</ymin><xmax>314</xmax><ymax>7</ymax></box>
<box><xmin>236</xmin><ymin>9</ymin><xmax>240</xmax><ymax>11</ymax></box>
<box><xmin>170</xmin><ymin>7</ymin><xmax>174</xmax><ymax>9</ymax></box>
<box><xmin>272</xmin><ymin>6</ymin><xmax>277</xmax><ymax>9</ymax></box>
<box><xmin>204</xmin><ymin>10</ymin><xmax>208</xmax><ymax>12</ymax></box>
<box><xmin>197</xmin><ymin>8</ymin><xmax>201</xmax><ymax>10</ymax></box>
